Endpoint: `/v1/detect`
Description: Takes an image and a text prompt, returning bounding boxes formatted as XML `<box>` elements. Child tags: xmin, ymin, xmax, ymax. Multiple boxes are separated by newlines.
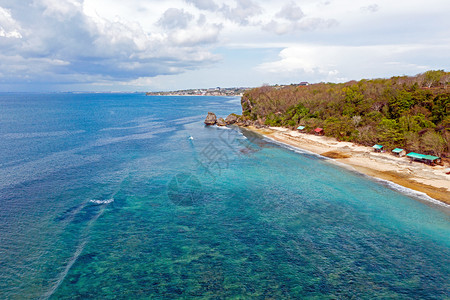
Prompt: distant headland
<box><xmin>146</xmin><ymin>87</ymin><xmax>253</xmax><ymax>97</ymax></box>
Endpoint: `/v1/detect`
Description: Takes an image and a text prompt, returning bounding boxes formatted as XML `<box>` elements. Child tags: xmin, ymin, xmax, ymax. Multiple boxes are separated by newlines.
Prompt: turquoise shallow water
<box><xmin>0</xmin><ymin>93</ymin><xmax>449</xmax><ymax>299</ymax></box>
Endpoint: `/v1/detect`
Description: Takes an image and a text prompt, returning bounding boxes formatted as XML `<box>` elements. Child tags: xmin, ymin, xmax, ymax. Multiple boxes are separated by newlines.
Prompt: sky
<box><xmin>0</xmin><ymin>0</ymin><xmax>449</xmax><ymax>92</ymax></box>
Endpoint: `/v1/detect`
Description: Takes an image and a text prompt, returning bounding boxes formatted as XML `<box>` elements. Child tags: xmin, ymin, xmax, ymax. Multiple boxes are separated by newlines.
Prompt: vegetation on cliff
<box><xmin>241</xmin><ymin>70</ymin><xmax>450</xmax><ymax>157</ymax></box>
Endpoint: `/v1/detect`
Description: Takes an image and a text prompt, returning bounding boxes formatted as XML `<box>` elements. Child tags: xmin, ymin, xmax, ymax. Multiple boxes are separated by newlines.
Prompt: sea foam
<box><xmin>89</xmin><ymin>199</ymin><xmax>114</xmax><ymax>205</ymax></box>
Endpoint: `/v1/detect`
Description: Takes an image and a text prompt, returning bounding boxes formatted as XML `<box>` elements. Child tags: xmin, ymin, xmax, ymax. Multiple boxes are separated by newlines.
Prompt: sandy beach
<box><xmin>245</xmin><ymin>126</ymin><xmax>450</xmax><ymax>205</ymax></box>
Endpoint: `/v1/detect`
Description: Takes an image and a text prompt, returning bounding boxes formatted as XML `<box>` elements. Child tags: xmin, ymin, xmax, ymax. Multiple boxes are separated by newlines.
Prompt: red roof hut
<box><xmin>314</xmin><ymin>128</ymin><xmax>324</xmax><ymax>135</ymax></box>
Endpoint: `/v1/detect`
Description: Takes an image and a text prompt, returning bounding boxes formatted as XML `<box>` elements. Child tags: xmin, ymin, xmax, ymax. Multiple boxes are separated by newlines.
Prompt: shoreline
<box><xmin>243</xmin><ymin>126</ymin><xmax>450</xmax><ymax>206</ymax></box>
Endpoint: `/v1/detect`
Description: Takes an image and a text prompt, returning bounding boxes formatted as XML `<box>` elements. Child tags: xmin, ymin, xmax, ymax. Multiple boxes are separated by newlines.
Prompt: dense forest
<box><xmin>241</xmin><ymin>70</ymin><xmax>450</xmax><ymax>158</ymax></box>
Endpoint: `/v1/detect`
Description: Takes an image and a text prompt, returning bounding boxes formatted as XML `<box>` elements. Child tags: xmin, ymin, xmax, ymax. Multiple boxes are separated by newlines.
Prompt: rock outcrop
<box><xmin>205</xmin><ymin>112</ymin><xmax>245</xmax><ymax>126</ymax></box>
<box><xmin>225</xmin><ymin>114</ymin><xmax>238</xmax><ymax>125</ymax></box>
<box><xmin>216</xmin><ymin>118</ymin><xmax>227</xmax><ymax>126</ymax></box>
<box><xmin>204</xmin><ymin>112</ymin><xmax>217</xmax><ymax>125</ymax></box>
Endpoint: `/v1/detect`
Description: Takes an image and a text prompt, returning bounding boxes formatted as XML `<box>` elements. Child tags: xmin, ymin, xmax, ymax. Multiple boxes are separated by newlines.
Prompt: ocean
<box><xmin>0</xmin><ymin>93</ymin><xmax>449</xmax><ymax>299</ymax></box>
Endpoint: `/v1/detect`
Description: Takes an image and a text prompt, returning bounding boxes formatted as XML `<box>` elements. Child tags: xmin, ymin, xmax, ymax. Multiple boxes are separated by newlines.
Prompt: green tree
<box><xmin>264</xmin><ymin>113</ymin><xmax>282</xmax><ymax>126</ymax></box>
<box><xmin>431</xmin><ymin>94</ymin><xmax>450</xmax><ymax>124</ymax></box>
<box><xmin>421</xmin><ymin>131</ymin><xmax>445</xmax><ymax>156</ymax></box>
<box><xmin>377</xmin><ymin>118</ymin><xmax>404</xmax><ymax>148</ymax></box>
<box><xmin>324</xmin><ymin>116</ymin><xmax>355</xmax><ymax>141</ymax></box>
<box><xmin>423</xmin><ymin>70</ymin><xmax>445</xmax><ymax>88</ymax></box>
<box><xmin>388</xmin><ymin>90</ymin><xmax>415</xmax><ymax>119</ymax></box>
<box><xmin>404</xmin><ymin>132</ymin><xmax>420</xmax><ymax>150</ymax></box>
<box><xmin>342</xmin><ymin>86</ymin><xmax>364</xmax><ymax>117</ymax></box>
<box><xmin>412</xmin><ymin>89</ymin><xmax>433</xmax><ymax>109</ymax></box>
<box><xmin>399</xmin><ymin>113</ymin><xmax>434</xmax><ymax>133</ymax></box>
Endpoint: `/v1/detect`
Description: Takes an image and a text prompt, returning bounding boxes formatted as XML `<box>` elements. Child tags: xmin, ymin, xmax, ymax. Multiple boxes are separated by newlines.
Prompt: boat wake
<box><xmin>43</xmin><ymin>177</ymin><xmax>126</xmax><ymax>299</ymax></box>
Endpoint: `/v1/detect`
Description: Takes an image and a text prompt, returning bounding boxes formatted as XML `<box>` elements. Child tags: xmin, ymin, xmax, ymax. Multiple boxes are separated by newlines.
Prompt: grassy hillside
<box><xmin>241</xmin><ymin>70</ymin><xmax>450</xmax><ymax>157</ymax></box>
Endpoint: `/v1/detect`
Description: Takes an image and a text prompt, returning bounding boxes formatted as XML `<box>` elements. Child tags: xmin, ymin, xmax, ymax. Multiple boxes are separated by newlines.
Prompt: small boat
<box><xmin>188</xmin><ymin>136</ymin><xmax>194</xmax><ymax>140</ymax></box>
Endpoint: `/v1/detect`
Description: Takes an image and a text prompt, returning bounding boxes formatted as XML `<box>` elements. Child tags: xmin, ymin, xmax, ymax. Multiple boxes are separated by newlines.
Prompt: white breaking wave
<box><xmin>89</xmin><ymin>198</ymin><xmax>114</xmax><ymax>204</ymax></box>
<box><xmin>214</xmin><ymin>125</ymin><xmax>232</xmax><ymax>130</ymax></box>
<box><xmin>262</xmin><ymin>135</ymin><xmax>328</xmax><ymax>159</ymax></box>
<box><xmin>367</xmin><ymin>176</ymin><xmax>450</xmax><ymax>208</ymax></box>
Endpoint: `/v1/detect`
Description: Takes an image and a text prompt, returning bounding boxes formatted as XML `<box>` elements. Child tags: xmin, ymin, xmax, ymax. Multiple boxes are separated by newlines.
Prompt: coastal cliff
<box><xmin>239</xmin><ymin>71</ymin><xmax>450</xmax><ymax>160</ymax></box>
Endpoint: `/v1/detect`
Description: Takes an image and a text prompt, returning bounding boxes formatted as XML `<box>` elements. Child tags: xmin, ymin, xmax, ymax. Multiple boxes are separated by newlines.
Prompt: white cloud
<box><xmin>257</xmin><ymin>43</ymin><xmax>449</xmax><ymax>83</ymax></box>
<box><xmin>261</xmin><ymin>1</ymin><xmax>338</xmax><ymax>35</ymax></box>
<box><xmin>121</xmin><ymin>77</ymin><xmax>154</xmax><ymax>87</ymax></box>
<box><xmin>39</xmin><ymin>0</ymin><xmax>82</xmax><ymax>19</ymax></box>
<box><xmin>220</xmin><ymin>0</ymin><xmax>263</xmax><ymax>25</ymax></box>
<box><xmin>263</xmin><ymin>17</ymin><xmax>338</xmax><ymax>35</ymax></box>
<box><xmin>361</xmin><ymin>4</ymin><xmax>379</xmax><ymax>13</ymax></box>
<box><xmin>0</xmin><ymin>0</ymin><xmax>223</xmax><ymax>88</ymax></box>
<box><xmin>157</xmin><ymin>8</ymin><xmax>194</xmax><ymax>29</ymax></box>
<box><xmin>258</xmin><ymin>46</ymin><xmax>328</xmax><ymax>74</ymax></box>
<box><xmin>0</xmin><ymin>7</ymin><xmax>22</xmax><ymax>38</ymax></box>
<box><xmin>185</xmin><ymin>0</ymin><xmax>218</xmax><ymax>11</ymax></box>
<box><xmin>276</xmin><ymin>2</ymin><xmax>304</xmax><ymax>21</ymax></box>
<box><xmin>169</xmin><ymin>23</ymin><xmax>222</xmax><ymax>46</ymax></box>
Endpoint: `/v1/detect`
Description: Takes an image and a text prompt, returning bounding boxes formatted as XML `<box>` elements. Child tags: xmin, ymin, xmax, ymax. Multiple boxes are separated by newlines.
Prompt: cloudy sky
<box><xmin>0</xmin><ymin>0</ymin><xmax>449</xmax><ymax>92</ymax></box>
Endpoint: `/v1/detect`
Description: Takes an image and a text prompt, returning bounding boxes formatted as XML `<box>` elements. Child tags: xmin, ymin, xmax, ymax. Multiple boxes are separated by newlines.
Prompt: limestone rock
<box><xmin>216</xmin><ymin>117</ymin><xmax>227</xmax><ymax>126</ymax></box>
<box><xmin>204</xmin><ymin>112</ymin><xmax>217</xmax><ymax>125</ymax></box>
<box><xmin>225</xmin><ymin>114</ymin><xmax>238</xmax><ymax>125</ymax></box>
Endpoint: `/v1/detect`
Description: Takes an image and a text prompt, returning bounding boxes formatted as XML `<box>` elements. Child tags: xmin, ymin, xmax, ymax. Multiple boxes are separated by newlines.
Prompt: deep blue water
<box><xmin>0</xmin><ymin>93</ymin><xmax>449</xmax><ymax>299</ymax></box>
